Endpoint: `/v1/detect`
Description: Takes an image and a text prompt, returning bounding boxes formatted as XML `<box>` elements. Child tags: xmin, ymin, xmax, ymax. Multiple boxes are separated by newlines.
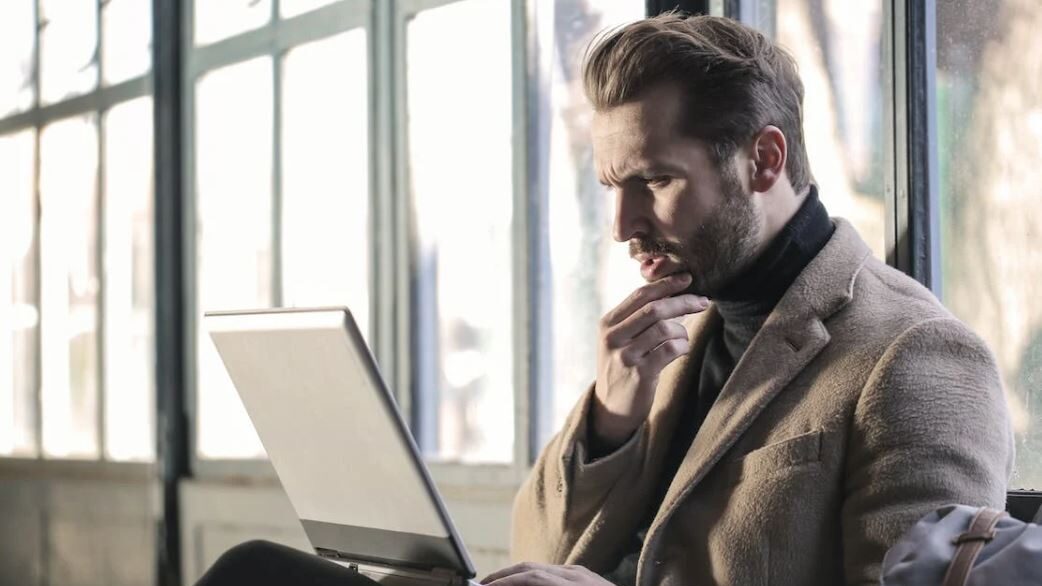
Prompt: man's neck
<box><xmin>713</xmin><ymin>184</ymin><xmax>832</xmax><ymax>308</ymax></box>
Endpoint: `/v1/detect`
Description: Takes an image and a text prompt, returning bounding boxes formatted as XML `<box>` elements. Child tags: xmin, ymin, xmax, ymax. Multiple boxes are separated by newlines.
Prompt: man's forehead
<box><xmin>591</xmin><ymin>88</ymin><xmax>689</xmax><ymax>165</ymax></box>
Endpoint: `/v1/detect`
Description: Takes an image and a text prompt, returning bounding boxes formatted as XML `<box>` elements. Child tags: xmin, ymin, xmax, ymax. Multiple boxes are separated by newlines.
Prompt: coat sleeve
<box><xmin>510</xmin><ymin>384</ymin><xmax>648</xmax><ymax>563</ymax></box>
<box><xmin>841</xmin><ymin>317</ymin><xmax>1015</xmax><ymax>585</ymax></box>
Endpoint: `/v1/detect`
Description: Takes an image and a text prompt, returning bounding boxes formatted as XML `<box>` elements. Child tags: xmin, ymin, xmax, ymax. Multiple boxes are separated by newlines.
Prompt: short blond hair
<box><xmin>582</xmin><ymin>13</ymin><xmax>810</xmax><ymax>192</ymax></box>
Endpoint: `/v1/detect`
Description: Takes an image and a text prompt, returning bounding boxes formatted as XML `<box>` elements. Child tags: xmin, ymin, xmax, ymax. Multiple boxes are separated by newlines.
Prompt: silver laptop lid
<box><xmin>204</xmin><ymin>307</ymin><xmax>475</xmax><ymax>578</ymax></box>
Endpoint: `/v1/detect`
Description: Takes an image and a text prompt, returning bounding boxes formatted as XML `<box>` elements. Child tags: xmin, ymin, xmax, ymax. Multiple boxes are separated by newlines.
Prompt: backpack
<box><xmin>880</xmin><ymin>504</ymin><xmax>1042</xmax><ymax>586</ymax></box>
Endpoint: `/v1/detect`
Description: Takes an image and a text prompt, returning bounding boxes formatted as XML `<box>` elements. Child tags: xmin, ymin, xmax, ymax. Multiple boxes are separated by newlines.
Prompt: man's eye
<box><xmin>647</xmin><ymin>176</ymin><xmax>672</xmax><ymax>188</ymax></box>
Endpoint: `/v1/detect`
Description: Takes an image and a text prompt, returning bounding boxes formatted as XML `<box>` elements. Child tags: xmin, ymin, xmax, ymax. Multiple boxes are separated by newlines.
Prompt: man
<box><xmin>483</xmin><ymin>13</ymin><xmax>1012</xmax><ymax>586</ymax></box>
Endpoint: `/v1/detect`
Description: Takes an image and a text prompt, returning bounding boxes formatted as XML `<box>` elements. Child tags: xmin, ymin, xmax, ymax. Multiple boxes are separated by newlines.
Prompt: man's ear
<box><xmin>749</xmin><ymin>125</ymin><xmax>787</xmax><ymax>193</ymax></box>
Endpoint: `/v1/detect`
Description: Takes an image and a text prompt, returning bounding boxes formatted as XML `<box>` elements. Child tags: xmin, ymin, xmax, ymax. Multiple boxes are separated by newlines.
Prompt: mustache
<box><xmin>629</xmin><ymin>238</ymin><xmax>685</xmax><ymax>258</ymax></box>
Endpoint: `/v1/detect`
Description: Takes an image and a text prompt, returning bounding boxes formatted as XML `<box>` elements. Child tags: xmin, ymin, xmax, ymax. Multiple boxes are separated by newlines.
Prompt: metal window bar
<box><xmin>889</xmin><ymin>0</ymin><xmax>940</xmax><ymax>294</ymax></box>
<box><xmin>152</xmin><ymin>0</ymin><xmax>189</xmax><ymax>584</ymax></box>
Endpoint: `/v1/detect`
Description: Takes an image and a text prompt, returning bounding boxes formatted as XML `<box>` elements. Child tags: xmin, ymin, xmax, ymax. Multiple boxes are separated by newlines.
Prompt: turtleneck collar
<box><xmin>712</xmin><ymin>184</ymin><xmax>833</xmax><ymax>348</ymax></box>
<box><xmin>713</xmin><ymin>185</ymin><xmax>834</xmax><ymax>321</ymax></box>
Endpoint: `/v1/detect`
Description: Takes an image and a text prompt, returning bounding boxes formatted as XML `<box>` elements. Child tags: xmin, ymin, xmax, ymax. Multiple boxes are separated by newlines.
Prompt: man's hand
<box><xmin>592</xmin><ymin>272</ymin><xmax>709</xmax><ymax>449</ymax></box>
<box><xmin>481</xmin><ymin>562</ymin><xmax>614</xmax><ymax>585</ymax></box>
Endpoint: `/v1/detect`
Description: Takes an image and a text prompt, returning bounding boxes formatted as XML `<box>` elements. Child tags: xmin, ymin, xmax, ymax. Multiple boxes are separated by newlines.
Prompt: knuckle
<box><xmin>654</xmin><ymin>320</ymin><xmax>672</xmax><ymax>337</ymax></box>
<box><xmin>642</xmin><ymin>302</ymin><xmax>661</xmax><ymax>320</ymax></box>
<box><xmin>618</xmin><ymin>349</ymin><xmax>637</xmax><ymax>367</ymax></box>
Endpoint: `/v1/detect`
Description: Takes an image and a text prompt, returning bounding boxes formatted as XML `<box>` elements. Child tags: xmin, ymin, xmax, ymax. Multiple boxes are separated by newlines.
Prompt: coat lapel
<box><xmin>638</xmin><ymin>219</ymin><xmax>872</xmax><ymax>576</ymax></box>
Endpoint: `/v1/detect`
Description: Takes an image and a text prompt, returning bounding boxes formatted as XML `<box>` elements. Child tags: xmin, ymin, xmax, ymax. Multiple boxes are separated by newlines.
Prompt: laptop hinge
<box><xmin>316</xmin><ymin>548</ymin><xmax>467</xmax><ymax>585</ymax></box>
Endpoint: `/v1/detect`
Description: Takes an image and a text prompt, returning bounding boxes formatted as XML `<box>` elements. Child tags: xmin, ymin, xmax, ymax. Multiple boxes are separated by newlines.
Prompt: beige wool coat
<box><xmin>511</xmin><ymin>219</ymin><xmax>1014</xmax><ymax>586</ymax></box>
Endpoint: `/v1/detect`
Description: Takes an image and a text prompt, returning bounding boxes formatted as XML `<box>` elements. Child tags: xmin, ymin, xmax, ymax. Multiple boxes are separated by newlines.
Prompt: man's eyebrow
<box><xmin>599</xmin><ymin>164</ymin><xmax>682</xmax><ymax>187</ymax></box>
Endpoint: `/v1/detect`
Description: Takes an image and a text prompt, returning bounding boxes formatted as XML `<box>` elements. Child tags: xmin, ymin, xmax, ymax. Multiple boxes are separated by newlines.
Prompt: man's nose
<box><xmin>612</xmin><ymin>188</ymin><xmax>649</xmax><ymax>243</ymax></box>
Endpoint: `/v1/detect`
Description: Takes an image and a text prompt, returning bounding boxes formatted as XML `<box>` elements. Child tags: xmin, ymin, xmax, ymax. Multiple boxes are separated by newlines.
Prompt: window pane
<box><xmin>103</xmin><ymin>0</ymin><xmax>152</xmax><ymax>85</ymax></box>
<box><xmin>407</xmin><ymin>0</ymin><xmax>514</xmax><ymax>463</ymax></box>
<box><xmin>937</xmin><ymin>0</ymin><xmax>1042</xmax><ymax>489</ymax></box>
<box><xmin>40</xmin><ymin>115</ymin><xmax>100</xmax><ymax>459</ymax></box>
<box><xmin>545</xmin><ymin>1</ymin><xmax>645</xmax><ymax>440</ymax></box>
<box><xmin>39</xmin><ymin>0</ymin><xmax>99</xmax><ymax>105</ymax></box>
<box><xmin>281</xmin><ymin>31</ymin><xmax>370</xmax><ymax>337</ymax></box>
<box><xmin>0</xmin><ymin>1</ymin><xmax>36</xmax><ymax>116</ymax></box>
<box><xmin>280</xmin><ymin>0</ymin><xmax>338</xmax><ymax>19</ymax></box>
<box><xmin>194</xmin><ymin>0</ymin><xmax>271</xmax><ymax>46</ymax></box>
<box><xmin>772</xmin><ymin>0</ymin><xmax>887</xmax><ymax>258</ymax></box>
<box><xmin>0</xmin><ymin>131</ymin><xmax>39</xmax><ymax>457</ymax></box>
<box><xmin>195</xmin><ymin>58</ymin><xmax>273</xmax><ymax>460</ymax></box>
<box><xmin>103</xmin><ymin>98</ymin><xmax>155</xmax><ymax>462</ymax></box>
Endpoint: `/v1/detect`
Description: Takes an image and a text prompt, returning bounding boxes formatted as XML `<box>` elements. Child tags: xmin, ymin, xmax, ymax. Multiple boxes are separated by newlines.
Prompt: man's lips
<box><xmin>637</xmin><ymin>254</ymin><xmax>684</xmax><ymax>281</ymax></box>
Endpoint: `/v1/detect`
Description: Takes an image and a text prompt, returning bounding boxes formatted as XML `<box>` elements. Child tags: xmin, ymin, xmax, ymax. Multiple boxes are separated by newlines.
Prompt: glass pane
<box><xmin>545</xmin><ymin>1</ymin><xmax>645</xmax><ymax>442</ymax></box>
<box><xmin>39</xmin><ymin>115</ymin><xmax>100</xmax><ymax>459</ymax></box>
<box><xmin>0</xmin><ymin>131</ymin><xmax>39</xmax><ymax>457</ymax></box>
<box><xmin>103</xmin><ymin>0</ymin><xmax>152</xmax><ymax>85</ymax></box>
<box><xmin>195</xmin><ymin>58</ymin><xmax>273</xmax><ymax>459</ymax></box>
<box><xmin>937</xmin><ymin>0</ymin><xmax>1042</xmax><ymax>489</ymax></box>
<box><xmin>281</xmin><ymin>30</ymin><xmax>370</xmax><ymax>337</ymax></box>
<box><xmin>194</xmin><ymin>0</ymin><xmax>271</xmax><ymax>46</ymax></box>
<box><xmin>103</xmin><ymin>98</ymin><xmax>155</xmax><ymax>462</ymax></box>
<box><xmin>0</xmin><ymin>1</ymin><xmax>36</xmax><ymax>116</ymax></box>
<box><xmin>39</xmin><ymin>0</ymin><xmax>99</xmax><ymax>105</ymax></box>
<box><xmin>772</xmin><ymin>0</ymin><xmax>886</xmax><ymax>258</ymax></box>
<box><xmin>280</xmin><ymin>0</ymin><xmax>338</xmax><ymax>19</ymax></box>
<box><xmin>407</xmin><ymin>0</ymin><xmax>514</xmax><ymax>463</ymax></box>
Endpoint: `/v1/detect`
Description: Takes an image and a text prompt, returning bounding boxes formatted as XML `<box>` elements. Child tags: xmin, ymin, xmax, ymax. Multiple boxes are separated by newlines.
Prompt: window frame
<box><xmin>393</xmin><ymin>0</ymin><xmax>536</xmax><ymax>485</ymax></box>
<box><xmin>181</xmin><ymin>0</ymin><xmax>377</xmax><ymax>481</ymax></box>
<box><xmin>0</xmin><ymin>0</ymin><xmax>155</xmax><ymax>471</ymax></box>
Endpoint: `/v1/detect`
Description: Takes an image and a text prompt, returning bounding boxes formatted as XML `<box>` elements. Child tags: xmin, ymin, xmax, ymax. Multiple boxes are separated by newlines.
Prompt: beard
<box><xmin>629</xmin><ymin>163</ymin><xmax>761</xmax><ymax>297</ymax></box>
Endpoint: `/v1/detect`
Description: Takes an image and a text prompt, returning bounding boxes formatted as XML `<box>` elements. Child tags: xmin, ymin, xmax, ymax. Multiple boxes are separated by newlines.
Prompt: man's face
<box><xmin>592</xmin><ymin>83</ymin><xmax>763</xmax><ymax>297</ymax></box>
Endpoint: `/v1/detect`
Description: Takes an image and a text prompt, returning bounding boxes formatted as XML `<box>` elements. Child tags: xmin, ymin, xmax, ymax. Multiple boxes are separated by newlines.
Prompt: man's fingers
<box><xmin>602</xmin><ymin>272</ymin><xmax>692</xmax><ymax>327</ymax></box>
<box><xmin>480</xmin><ymin>562</ymin><xmax>581</xmax><ymax>585</ymax></box>
<box><xmin>618</xmin><ymin>319</ymin><xmax>689</xmax><ymax>365</ymax></box>
<box><xmin>607</xmin><ymin>294</ymin><xmax>707</xmax><ymax>345</ymax></box>
<box><xmin>638</xmin><ymin>337</ymin><xmax>690</xmax><ymax>376</ymax></box>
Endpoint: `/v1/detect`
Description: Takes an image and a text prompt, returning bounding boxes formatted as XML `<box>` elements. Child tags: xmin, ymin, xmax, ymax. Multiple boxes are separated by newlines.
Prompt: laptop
<box><xmin>204</xmin><ymin>307</ymin><xmax>481</xmax><ymax>586</ymax></box>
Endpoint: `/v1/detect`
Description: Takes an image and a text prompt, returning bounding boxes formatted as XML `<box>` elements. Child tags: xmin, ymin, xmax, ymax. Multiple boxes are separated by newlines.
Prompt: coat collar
<box><xmin>636</xmin><ymin>218</ymin><xmax>872</xmax><ymax>578</ymax></box>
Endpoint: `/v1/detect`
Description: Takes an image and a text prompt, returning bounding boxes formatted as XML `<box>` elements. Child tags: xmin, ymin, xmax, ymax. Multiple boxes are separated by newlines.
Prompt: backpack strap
<box><xmin>941</xmin><ymin>507</ymin><xmax>1006</xmax><ymax>586</ymax></box>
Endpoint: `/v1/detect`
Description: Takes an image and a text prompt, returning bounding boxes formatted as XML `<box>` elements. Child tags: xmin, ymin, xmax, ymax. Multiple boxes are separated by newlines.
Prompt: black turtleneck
<box><xmin>601</xmin><ymin>186</ymin><xmax>834</xmax><ymax>586</ymax></box>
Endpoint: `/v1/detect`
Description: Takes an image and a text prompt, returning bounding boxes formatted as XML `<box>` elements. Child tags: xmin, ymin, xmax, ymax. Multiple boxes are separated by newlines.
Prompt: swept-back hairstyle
<box><xmin>582</xmin><ymin>13</ymin><xmax>811</xmax><ymax>192</ymax></box>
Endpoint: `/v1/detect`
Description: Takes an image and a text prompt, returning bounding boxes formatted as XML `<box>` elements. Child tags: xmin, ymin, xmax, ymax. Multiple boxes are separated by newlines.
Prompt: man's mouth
<box><xmin>636</xmin><ymin>253</ymin><xmax>682</xmax><ymax>281</ymax></box>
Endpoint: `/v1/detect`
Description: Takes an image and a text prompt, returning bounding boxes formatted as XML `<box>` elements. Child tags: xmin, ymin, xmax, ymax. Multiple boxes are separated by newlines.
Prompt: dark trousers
<box><xmin>195</xmin><ymin>540</ymin><xmax>381</xmax><ymax>586</ymax></box>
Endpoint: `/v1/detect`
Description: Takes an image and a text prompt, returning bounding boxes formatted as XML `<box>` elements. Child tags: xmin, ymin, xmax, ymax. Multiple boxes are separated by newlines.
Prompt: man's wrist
<box><xmin>588</xmin><ymin>400</ymin><xmax>640</xmax><ymax>457</ymax></box>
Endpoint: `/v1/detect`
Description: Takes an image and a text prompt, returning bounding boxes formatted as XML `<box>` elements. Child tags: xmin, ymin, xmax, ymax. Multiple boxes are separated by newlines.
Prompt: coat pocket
<box><xmin>722</xmin><ymin>429</ymin><xmax>823</xmax><ymax>482</ymax></box>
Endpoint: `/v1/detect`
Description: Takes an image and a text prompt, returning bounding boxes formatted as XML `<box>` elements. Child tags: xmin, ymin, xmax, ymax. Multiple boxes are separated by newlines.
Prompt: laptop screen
<box><xmin>205</xmin><ymin>308</ymin><xmax>474</xmax><ymax>577</ymax></box>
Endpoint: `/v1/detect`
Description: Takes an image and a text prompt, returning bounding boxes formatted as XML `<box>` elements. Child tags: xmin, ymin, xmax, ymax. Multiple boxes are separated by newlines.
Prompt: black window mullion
<box><xmin>152</xmin><ymin>0</ymin><xmax>189</xmax><ymax>584</ymax></box>
<box><xmin>892</xmin><ymin>0</ymin><xmax>940</xmax><ymax>292</ymax></box>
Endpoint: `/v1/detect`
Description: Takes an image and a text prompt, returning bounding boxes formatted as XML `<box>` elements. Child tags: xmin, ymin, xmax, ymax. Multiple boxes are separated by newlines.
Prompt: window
<box><xmin>405</xmin><ymin>0</ymin><xmax>515</xmax><ymax>463</ymax></box>
<box><xmin>545</xmin><ymin>0</ymin><xmax>646</xmax><ymax>442</ymax></box>
<box><xmin>936</xmin><ymin>0</ymin><xmax>1042</xmax><ymax>489</ymax></box>
<box><xmin>0</xmin><ymin>130</ymin><xmax>38</xmax><ymax>457</ymax></box>
<box><xmin>189</xmin><ymin>4</ymin><xmax>371</xmax><ymax>463</ymax></box>
<box><xmin>194</xmin><ymin>0</ymin><xmax>272</xmax><ymax>46</ymax></box>
<box><xmin>39</xmin><ymin>115</ymin><xmax>101</xmax><ymax>459</ymax></box>
<box><xmin>0</xmin><ymin>0</ymin><xmax>155</xmax><ymax>462</ymax></box>
<box><xmin>753</xmin><ymin>0</ymin><xmax>887</xmax><ymax>259</ymax></box>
